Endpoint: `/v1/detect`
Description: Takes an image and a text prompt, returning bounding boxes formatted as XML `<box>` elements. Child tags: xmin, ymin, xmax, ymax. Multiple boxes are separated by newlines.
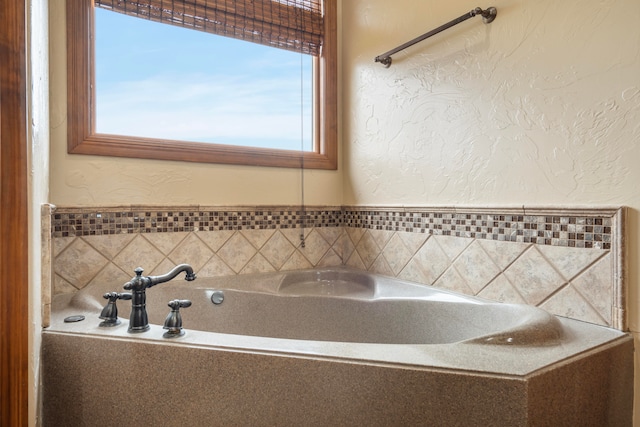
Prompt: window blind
<box><xmin>94</xmin><ymin>0</ymin><xmax>324</xmax><ymax>56</ymax></box>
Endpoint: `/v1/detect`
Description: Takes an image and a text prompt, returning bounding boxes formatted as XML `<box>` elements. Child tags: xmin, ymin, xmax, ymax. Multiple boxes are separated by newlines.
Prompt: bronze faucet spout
<box><xmin>148</xmin><ymin>264</ymin><xmax>197</xmax><ymax>287</ymax></box>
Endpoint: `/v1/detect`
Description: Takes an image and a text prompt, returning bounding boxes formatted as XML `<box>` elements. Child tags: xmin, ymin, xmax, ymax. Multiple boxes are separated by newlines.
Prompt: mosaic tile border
<box><xmin>52</xmin><ymin>205</ymin><xmax>622</xmax><ymax>250</ymax></box>
<box><xmin>342</xmin><ymin>208</ymin><xmax>614</xmax><ymax>249</ymax></box>
<box><xmin>52</xmin><ymin>206</ymin><xmax>342</xmax><ymax>237</ymax></box>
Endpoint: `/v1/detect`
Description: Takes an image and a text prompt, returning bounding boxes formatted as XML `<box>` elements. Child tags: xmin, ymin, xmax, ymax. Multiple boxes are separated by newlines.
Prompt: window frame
<box><xmin>66</xmin><ymin>0</ymin><xmax>337</xmax><ymax>169</ymax></box>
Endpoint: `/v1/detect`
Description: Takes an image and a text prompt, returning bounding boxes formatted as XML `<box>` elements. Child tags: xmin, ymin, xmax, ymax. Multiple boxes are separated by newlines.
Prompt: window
<box><xmin>66</xmin><ymin>0</ymin><xmax>337</xmax><ymax>169</ymax></box>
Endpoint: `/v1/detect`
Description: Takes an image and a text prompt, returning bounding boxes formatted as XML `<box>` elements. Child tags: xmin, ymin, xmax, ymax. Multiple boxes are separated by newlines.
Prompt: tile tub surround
<box><xmin>49</xmin><ymin>205</ymin><xmax>625</xmax><ymax>329</ymax></box>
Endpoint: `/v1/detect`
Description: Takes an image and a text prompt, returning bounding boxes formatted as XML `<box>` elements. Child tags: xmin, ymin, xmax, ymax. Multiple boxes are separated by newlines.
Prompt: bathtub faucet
<box><xmin>123</xmin><ymin>264</ymin><xmax>197</xmax><ymax>333</ymax></box>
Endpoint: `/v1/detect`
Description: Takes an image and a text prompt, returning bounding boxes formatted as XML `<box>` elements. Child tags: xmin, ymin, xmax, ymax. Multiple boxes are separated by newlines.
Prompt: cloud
<box><xmin>95</xmin><ymin>71</ymin><xmax>313</xmax><ymax>150</ymax></box>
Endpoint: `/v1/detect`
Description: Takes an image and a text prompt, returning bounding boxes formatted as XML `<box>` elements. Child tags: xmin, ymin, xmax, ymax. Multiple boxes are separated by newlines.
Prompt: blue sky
<box><xmin>95</xmin><ymin>8</ymin><xmax>313</xmax><ymax>151</ymax></box>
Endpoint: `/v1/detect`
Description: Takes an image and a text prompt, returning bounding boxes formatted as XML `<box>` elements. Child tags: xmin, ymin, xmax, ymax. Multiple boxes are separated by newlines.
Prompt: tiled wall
<box><xmin>47</xmin><ymin>205</ymin><xmax>626</xmax><ymax>330</ymax></box>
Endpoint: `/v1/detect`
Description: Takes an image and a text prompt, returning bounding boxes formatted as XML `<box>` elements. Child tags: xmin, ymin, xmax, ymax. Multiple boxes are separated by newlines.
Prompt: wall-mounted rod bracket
<box><xmin>374</xmin><ymin>7</ymin><xmax>497</xmax><ymax>68</ymax></box>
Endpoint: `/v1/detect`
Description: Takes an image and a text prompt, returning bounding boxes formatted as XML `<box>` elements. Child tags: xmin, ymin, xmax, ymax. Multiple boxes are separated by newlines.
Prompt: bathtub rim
<box><xmin>45</xmin><ymin>299</ymin><xmax>631</xmax><ymax>377</ymax></box>
<box><xmin>58</xmin><ymin>266</ymin><xmax>569</xmax><ymax>346</ymax></box>
<box><xmin>48</xmin><ymin>266</ymin><xmax>630</xmax><ymax>377</ymax></box>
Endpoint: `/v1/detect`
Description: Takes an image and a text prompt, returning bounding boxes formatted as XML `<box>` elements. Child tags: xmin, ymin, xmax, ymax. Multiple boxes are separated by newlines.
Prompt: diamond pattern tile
<box><xmin>217</xmin><ymin>232</ymin><xmax>258</xmax><ymax>273</ymax></box>
<box><xmin>261</xmin><ymin>231</ymin><xmax>296</xmax><ymax>270</ymax></box>
<box><xmin>168</xmin><ymin>233</ymin><xmax>214</xmax><ymax>272</ymax></box>
<box><xmin>504</xmin><ymin>247</ymin><xmax>566</xmax><ymax>305</ymax></box>
<box><xmin>195</xmin><ymin>230</ymin><xmax>235</xmax><ymax>252</ymax></box>
<box><xmin>410</xmin><ymin>237</ymin><xmax>450</xmax><ymax>284</ymax></box>
<box><xmin>355</xmin><ymin>231</ymin><xmax>381</xmax><ymax>268</ymax></box>
<box><xmin>538</xmin><ymin>245</ymin><xmax>607</xmax><ymax>281</ymax></box>
<box><xmin>241</xmin><ymin>253</ymin><xmax>276</xmax><ymax>274</ymax></box>
<box><xmin>370</xmin><ymin>229</ymin><xmax>394</xmax><ymax>252</ymax></box>
<box><xmin>433</xmin><ymin>267</ymin><xmax>474</xmax><ymax>296</ymax></box>
<box><xmin>477</xmin><ymin>239</ymin><xmax>529</xmax><ymax>270</ymax></box>
<box><xmin>571</xmin><ymin>254</ymin><xmax>612</xmax><ymax>324</ymax></box>
<box><xmin>382</xmin><ymin>233</ymin><xmax>413</xmax><ymax>275</ymax></box>
<box><xmin>316</xmin><ymin>227</ymin><xmax>343</xmax><ymax>246</ymax></box>
<box><xmin>53</xmin><ymin>236</ymin><xmax>75</xmax><ymax>257</ymax></box>
<box><xmin>54</xmin><ymin>274</ymin><xmax>76</xmax><ymax>295</ymax></box>
<box><xmin>143</xmin><ymin>232</ymin><xmax>189</xmax><ymax>255</ymax></box>
<box><xmin>316</xmin><ymin>248</ymin><xmax>343</xmax><ymax>268</ymax></box>
<box><xmin>346</xmin><ymin>250</ymin><xmax>366</xmax><ymax>269</ymax></box>
<box><xmin>397</xmin><ymin>231</ymin><xmax>428</xmax><ymax>254</ymax></box>
<box><xmin>298</xmin><ymin>230</ymin><xmax>331</xmax><ymax>266</ymax></box>
<box><xmin>198</xmin><ymin>253</ymin><xmax>235</xmax><ymax>277</ymax></box>
<box><xmin>540</xmin><ymin>284</ymin><xmax>606</xmax><ymax>325</ymax></box>
<box><xmin>434</xmin><ymin>235</ymin><xmax>473</xmax><ymax>261</ymax></box>
<box><xmin>398</xmin><ymin>259</ymin><xmax>432</xmax><ymax>285</ymax></box>
<box><xmin>346</xmin><ymin>227</ymin><xmax>365</xmax><ymax>247</ymax></box>
<box><xmin>280</xmin><ymin>228</ymin><xmax>310</xmax><ymax>247</ymax></box>
<box><xmin>451</xmin><ymin>241</ymin><xmax>501</xmax><ymax>294</ymax></box>
<box><xmin>55</xmin><ymin>238</ymin><xmax>108</xmax><ymax>289</ymax></box>
<box><xmin>371</xmin><ymin>255</ymin><xmax>394</xmax><ymax>277</ymax></box>
<box><xmin>112</xmin><ymin>235</ymin><xmax>165</xmax><ymax>276</ymax></box>
<box><xmin>336</xmin><ymin>232</ymin><xmax>355</xmax><ymax>262</ymax></box>
<box><xmin>241</xmin><ymin>229</ymin><xmax>276</xmax><ymax>250</ymax></box>
<box><xmin>87</xmin><ymin>262</ymin><xmax>131</xmax><ymax>291</ymax></box>
<box><xmin>83</xmin><ymin>233</ymin><xmax>136</xmax><ymax>260</ymax></box>
<box><xmin>281</xmin><ymin>250</ymin><xmax>314</xmax><ymax>271</ymax></box>
<box><xmin>478</xmin><ymin>274</ymin><xmax>526</xmax><ymax>304</ymax></box>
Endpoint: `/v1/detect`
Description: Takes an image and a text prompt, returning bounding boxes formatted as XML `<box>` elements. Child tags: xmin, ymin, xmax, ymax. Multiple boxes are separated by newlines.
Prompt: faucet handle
<box><xmin>99</xmin><ymin>292</ymin><xmax>132</xmax><ymax>327</ymax></box>
<box><xmin>168</xmin><ymin>299</ymin><xmax>192</xmax><ymax>310</ymax></box>
<box><xmin>163</xmin><ymin>299</ymin><xmax>192</xmax><ymax>338</ymax></box>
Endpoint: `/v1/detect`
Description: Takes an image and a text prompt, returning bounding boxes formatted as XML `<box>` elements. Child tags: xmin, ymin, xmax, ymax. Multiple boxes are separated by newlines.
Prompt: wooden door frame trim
<box><xmin>0</xmin><ymin>0</ymin><xmax>30</xmax><ymax>424</ymax></box>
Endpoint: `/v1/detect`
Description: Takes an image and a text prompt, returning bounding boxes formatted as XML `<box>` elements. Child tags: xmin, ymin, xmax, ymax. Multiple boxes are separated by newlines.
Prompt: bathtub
<box><xmin>42</xmin><ymin>267</ymin><xmax>633</xmax><ymax>426</ymax></box>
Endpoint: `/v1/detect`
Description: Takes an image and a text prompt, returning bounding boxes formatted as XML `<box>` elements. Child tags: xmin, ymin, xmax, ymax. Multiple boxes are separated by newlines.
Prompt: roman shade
<box><xmin>94</xmin><ymin>0</ymin><xmax>324</xmax><ymax>56</ymax></box>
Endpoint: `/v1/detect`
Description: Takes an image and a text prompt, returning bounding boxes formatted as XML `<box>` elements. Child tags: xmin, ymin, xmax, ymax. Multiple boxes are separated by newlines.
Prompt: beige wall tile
<box><xmin>261</xmin><ymin>231</ymin><xmax>297</xmax><ymax>269</ymax></box>
<box><xmin>504</xmin><ymin>247</ymin><xmax>566</xmax><ymax>305</ymax></box>
<box><xmin>217</xmin><ymin>233</ymin><xmax>258</xmax><ymax>273</ymax></box>
<box><xmin>54</xmin><ymin>239</ymin><xmax>108</xmax><ymax>289</ymax></box>
<box><xmin>540</xmin><ymin>285</ymin><xmax>606</xmax><ymax>325</ymax></box>
<box><xmin>112</xmin><ymin>235</ymin><xmax>165</xmax><ymax>275</ymax></box>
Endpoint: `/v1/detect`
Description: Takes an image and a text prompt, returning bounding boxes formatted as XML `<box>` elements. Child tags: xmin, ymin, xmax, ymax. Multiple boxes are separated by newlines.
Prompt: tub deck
<box><xmin>47</xmin><ymin>267</ymin><xmax>630</xmax><ymax>376</ymax></box>
<box><xmin>42</xmin><ymin>267</ymin><xmax>634</xmax><ymax>425</ymax></box>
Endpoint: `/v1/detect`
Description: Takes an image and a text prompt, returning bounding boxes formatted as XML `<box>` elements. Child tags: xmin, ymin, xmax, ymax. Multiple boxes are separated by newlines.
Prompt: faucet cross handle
<box><xmin>163</xmin><ymin>299</ymin><xmax>192</xmax><ymax>338</ymax></box>
<box><xmin>99</xmin><ymin>292</ymin><xmax>132</xmax><ymax>327</ymax></box>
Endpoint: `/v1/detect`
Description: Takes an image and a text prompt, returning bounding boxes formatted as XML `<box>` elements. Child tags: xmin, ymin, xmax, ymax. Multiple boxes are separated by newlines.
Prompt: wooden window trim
<box><xmin>66</xmin><ymin>0</ymin><xmax>337</xmax><ymax>169</ymax></box>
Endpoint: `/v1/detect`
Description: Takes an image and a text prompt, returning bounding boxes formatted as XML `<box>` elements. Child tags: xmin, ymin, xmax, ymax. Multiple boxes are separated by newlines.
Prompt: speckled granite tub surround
<box><xmin>48</xmin><ymin>204</ymin><xmax>626</xmax><ymax>329</ymax></box>
<box><xmin>42</xmin><ymin>330</ymin><xmax>633</xmax><ymax>426</ymax></box>
<box><xmin>43</xmin><ymin>267</ymin><xmax>633</xmax><ymax>426</ymax></box>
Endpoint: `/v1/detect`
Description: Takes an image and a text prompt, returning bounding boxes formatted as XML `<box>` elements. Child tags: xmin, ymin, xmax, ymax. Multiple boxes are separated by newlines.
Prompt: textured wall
<box><xmin>343</xmin><ymin>0</ymin><xmax>640</xmax><ymax>206</ymax></box>
<box><xmin>341</xmin><ymin>0</ymin><xmax>640</xmax><ymax>418</ymax></box>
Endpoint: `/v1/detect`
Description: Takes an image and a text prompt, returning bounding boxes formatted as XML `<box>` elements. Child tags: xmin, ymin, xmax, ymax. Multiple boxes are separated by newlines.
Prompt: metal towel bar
<box><xmin>374</xmin><ymin>7</ymin><xmax>497</xmax><ymax>68</ymax></box>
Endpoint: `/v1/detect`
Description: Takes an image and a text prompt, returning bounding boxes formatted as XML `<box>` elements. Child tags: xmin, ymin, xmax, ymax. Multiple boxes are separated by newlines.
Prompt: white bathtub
<box><xmin>43</xmin><ymin>267</ymin><xmax>633</xmax><ymax>426</ymax></box>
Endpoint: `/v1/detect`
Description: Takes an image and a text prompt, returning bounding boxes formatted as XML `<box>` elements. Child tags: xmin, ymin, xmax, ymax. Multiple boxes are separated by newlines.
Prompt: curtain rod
<box><xmin>374</xmin><ymin>7</ymin><xmax>497</xmax><ymax>68</ymax></box>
